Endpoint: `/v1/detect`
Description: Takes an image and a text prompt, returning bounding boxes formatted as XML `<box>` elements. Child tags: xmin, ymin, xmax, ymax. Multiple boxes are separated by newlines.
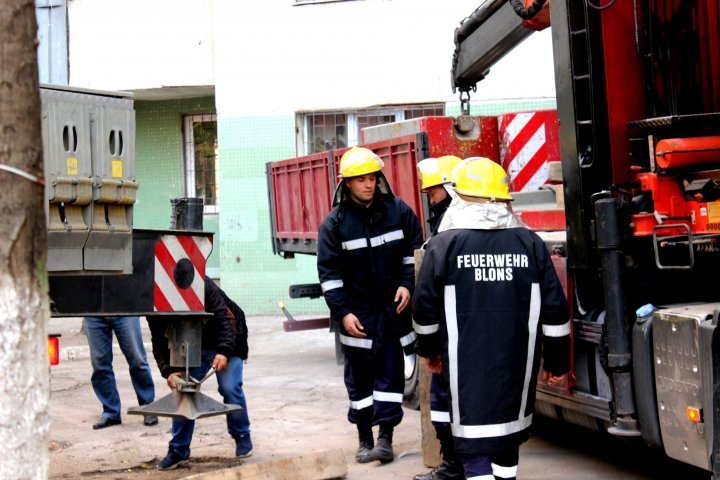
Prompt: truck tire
<box><xmin>403</xmin><ymin>353</ymin><xmax>420</xmax><ymax>410</ymax></box>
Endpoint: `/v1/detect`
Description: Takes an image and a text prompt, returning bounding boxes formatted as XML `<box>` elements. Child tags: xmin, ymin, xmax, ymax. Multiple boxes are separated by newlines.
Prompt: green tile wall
<box><xmin>134</xmin><ymin>96</ymin><xmax>220</xmax><ymax>273</ymax></box>
<box><xmin>217</xmin><ymin>115</ymin><xmax>324</xmax><ymax>315</ymax></box>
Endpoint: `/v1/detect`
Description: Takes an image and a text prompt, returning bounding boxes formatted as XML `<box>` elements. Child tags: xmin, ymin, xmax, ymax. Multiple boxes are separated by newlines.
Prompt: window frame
<box><xmin>183</xmin><ymin>113</ymin><xmax>219</xmax><ymax>214</ymax></box>
<box><xmin>298</xmin><ymin>103</ymin><xmax>445</xmax><ymax>155</ymax></box>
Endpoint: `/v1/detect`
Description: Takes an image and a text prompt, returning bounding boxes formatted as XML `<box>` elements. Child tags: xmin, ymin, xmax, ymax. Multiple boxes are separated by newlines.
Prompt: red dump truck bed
<box><xmin>267</xmin><ymin>115</ymin><xmax>562</xmax><ymax>257</ymax></box>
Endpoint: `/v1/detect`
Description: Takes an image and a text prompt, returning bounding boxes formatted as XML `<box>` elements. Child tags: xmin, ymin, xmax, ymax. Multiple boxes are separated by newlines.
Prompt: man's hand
<box><xmin>425</xmin><ymin>355</ymin><xmax>442</xmax><ymax>374</ymax></box>
<box><xmin>167</xmin><ymin>372</ymin><xmax>182</xmax><ymax>390</ymax></box>
<box><xmin>395</xmin><ymin>286</ymin><xmax>411</xmax><ymax>314</ymax></box>
<box><xmin>341</xmin><ymin>313</ymin><xmax>366</xmax><ymax>338</ymax></box>
<box><xmin>213</xmin><ymin>354</ymin><xmax>228</xmax><ymax>372</ymax></box>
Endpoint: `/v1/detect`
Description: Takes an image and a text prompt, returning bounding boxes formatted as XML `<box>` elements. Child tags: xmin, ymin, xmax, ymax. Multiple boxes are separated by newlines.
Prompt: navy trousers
<box><xmin>462</xmin><ymin>448</ymin><xmax>519</xmax><ymax>480</ymax></box>
<box><xmin>430</xmin><ymin>372</ymin><xmax>451</xmax><ymax>427</ymax></box>
<box><xmin>344</xmin><ymin>337</ymin><xmax>405</xmax><ymax>428</ymax></box>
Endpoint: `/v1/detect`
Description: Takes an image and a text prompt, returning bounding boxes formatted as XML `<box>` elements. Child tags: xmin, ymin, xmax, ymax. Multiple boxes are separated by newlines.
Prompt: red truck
<box><xmin>269</xmin><ymin>0</ymin><xmax>720</xmax><ymax>476</ymax></box>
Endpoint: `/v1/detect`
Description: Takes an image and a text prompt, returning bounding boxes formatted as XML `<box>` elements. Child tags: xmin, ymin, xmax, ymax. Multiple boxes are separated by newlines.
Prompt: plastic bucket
<box><xmin>170</xmin><ymin>197</ymin><xmax>204</xmax><ymax>230</ymax></box>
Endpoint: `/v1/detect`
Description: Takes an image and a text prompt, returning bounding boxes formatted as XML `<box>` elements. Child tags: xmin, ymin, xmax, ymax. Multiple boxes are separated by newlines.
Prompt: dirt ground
<box><xmin>48</xmin><ymin>316</ymin><xmax>424</xmax><ymax>480</ymax></box>
<box><xmin>48</xmin><ymin>316</ymin><xmax>710</xmax><ymax>480</ymax></box>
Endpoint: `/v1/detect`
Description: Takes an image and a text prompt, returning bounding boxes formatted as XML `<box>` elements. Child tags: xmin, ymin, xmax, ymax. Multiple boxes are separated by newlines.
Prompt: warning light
<box><xmin>48</xmin><ymin>336</ymin><xmax>60</xmax><ymax>366</ymax></box>
<box><xmin>687</xmin><ymin>406</ymin><xmax>702</xmax><ymax>423</ymax></box>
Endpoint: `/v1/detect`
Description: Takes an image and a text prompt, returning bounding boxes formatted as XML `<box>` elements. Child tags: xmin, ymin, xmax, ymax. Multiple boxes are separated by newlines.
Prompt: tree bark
<box><xmin>0</xmin><ymin>1</ymin><xmax>50</xmax><ymax>479</ymax></box>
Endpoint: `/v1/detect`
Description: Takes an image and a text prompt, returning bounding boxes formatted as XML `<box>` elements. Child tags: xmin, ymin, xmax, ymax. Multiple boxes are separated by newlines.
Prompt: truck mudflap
<box><xmin>653</xmin><ymin>303</ymin><xmax>720</xmax><ymax>472</ymax></box>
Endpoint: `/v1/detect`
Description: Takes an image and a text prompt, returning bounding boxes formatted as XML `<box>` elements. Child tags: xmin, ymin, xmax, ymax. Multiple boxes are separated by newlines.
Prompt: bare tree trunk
<box><xmin>0</xmin><ymin>1</ymin><xmax>50</xmax><ymax>479</ymax></box>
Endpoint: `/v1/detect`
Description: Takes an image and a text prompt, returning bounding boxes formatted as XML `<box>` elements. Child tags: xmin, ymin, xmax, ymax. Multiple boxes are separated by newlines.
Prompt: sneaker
<box><xmin>92</xmin><ymin>416</ymin><xmax>121</xmax><ymax>430</ymax></box>
<box><xmin>157</xmin><ymin>450</ymin><xmax>189</xmax><ymax>470</ymax></box>
<box><xmin>235</xmin><ymin>434</ymin><xmax>253</xmax><ymax>458</ymax></box>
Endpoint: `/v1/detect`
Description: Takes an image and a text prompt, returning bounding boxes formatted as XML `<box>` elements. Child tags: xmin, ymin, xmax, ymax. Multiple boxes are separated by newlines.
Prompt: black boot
<box><xmin>413</xmin><ymin>429</ymin><xmax>464</xmax><ymax>480</ymax></box>
<box><xmin>367</xmin><ymin>423</ymin><xmax>394</xmax><ymax>464</ymax></box>
<box><xmin>355</xmin><ymin>426</ymin><xmax>375</xmax><ymax>463</ymax></box>
<box><xmin>413</xmin><ymin>458</ymin><xmax>464</xmax><ymax>480</ymax></box>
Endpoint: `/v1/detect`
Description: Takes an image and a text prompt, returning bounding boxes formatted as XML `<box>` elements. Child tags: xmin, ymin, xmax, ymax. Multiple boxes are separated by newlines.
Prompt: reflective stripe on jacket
<box><xmin>318</xmin><ymin>193</ymin><xmax>422</xmax><ymax>353</ymax></box>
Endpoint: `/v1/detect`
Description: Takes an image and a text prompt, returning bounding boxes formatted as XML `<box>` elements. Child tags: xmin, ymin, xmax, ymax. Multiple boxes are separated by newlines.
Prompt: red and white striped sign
<box><xmin>498</xmin><ymin>110</ymin><xmax>560</xmax><ymax>192</ymax></box>
<box><xmin>154</xmin><ymin>234</ymin><xmax>213</xmax><ymax>312</ymax></box>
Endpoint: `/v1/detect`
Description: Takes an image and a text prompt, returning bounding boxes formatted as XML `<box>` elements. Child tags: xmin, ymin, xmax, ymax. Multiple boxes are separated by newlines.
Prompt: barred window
<box><xmin>299</xmin><ymin>104</ymin><xmax>444</xmax><ymax>155</ymax></box>
<box><xmin>183</xmin><ymin>113</ymin><xmax>219</xmax><ymax>213</ymax></box>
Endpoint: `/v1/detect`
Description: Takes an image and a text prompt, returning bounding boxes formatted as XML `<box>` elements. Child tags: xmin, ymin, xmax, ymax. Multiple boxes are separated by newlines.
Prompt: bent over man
<box><xmin>413</xmin><ymin>158</ymin><xmax>570</xmax><ymax>480</ymax></box>
<box><xmin>151</xmin><ymin>279</ymin><xmax>252</xmax><ymax>470</ymax></box>
<box><xmin>318</xmin><ymin>147</ymin><xmax>422</xmax><ymax>464</ymax></box>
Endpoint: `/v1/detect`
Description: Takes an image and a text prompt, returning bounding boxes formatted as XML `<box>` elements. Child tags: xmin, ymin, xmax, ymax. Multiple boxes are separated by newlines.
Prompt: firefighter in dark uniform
<box><xmin>419</xmin><ymin>156</ymin><xmax>462</xmax><ymax>236</ymax></box>
<box><xmin>413</xmin><ymin>155</ymin><xmax>465</xmax><ymax>480</ymax></box>
<box><xmin>317</xmin><ymin>146</ymin><xmax>423</xmax><ymax>464</ymax></box>
<box><xmin>412</xmin><ymin>158</ymin><xmax>570</xmax><ymax>480</ymax></box>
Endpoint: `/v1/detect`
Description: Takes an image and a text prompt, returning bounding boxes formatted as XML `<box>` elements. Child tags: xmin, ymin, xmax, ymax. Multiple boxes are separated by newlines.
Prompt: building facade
<box><xmin>59</xmin><ymin>0</ymin><xmax>556</xmax><ymax>314</ymax></box>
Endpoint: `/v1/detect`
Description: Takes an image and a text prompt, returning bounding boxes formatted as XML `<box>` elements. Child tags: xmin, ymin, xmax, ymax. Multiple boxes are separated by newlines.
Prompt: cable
<box><xmin>586</xmin><ymin>0</ymin><xmax>618</xmax><ymax>11</ymax></box>
<box><xmin>0</xmin><ymin>163</ymin><xmax>44</xmax><ymax>185</ymax></box>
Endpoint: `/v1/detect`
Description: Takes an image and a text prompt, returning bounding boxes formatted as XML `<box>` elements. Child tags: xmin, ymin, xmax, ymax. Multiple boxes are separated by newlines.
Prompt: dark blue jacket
<box><xmin>317</xmin><ymin>191</ymin><xmax>422</xmax><ymax>356</ymax></box>
<box><xmin>413</xmin><ymin>226</ymin><xmax>570</xmax><ymax>454</ymax></box>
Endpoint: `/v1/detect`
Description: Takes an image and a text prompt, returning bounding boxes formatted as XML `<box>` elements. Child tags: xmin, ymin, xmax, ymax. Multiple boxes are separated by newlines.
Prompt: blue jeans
<box><xmin>169</xmin><ymin>350</ymin><xmax>251</xmax><ymax>458</ymax></box>
<box><xmin>85</xmin><ymin>316</ymin><xmax>155</xmax><ymax>420</ymax></box>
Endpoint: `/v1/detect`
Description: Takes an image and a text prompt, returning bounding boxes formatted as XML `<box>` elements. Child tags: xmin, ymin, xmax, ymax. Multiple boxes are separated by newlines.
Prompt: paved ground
<box><xmin>48</xmin><ymin>316</ymin><xmax>711</xmax><ymax>480</ymax></box>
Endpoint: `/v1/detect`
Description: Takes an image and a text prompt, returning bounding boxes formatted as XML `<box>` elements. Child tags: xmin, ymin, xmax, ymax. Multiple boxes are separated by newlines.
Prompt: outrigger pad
<box><xmin>127</xmin><ymin>391</ymin><xmax>242</xmax><ymax>420</ymax></box>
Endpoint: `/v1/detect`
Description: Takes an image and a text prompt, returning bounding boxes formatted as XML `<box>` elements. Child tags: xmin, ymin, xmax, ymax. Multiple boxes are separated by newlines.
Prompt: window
<box><xmin>183</xmin><ymin>114</ymin><xmax>219</xmax><ymax>213</ymax></box>
<box><xmin>299</xmin><ymin>104</ymin><xmax>444</xmax><ymax>155</ymax></box>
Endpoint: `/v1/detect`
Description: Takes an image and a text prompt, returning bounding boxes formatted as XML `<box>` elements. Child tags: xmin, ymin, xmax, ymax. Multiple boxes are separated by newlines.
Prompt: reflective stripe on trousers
<box><xmin>343</xmin><ymin>337</ymin><xmax>405</xmax><ymax>428</ymax></box>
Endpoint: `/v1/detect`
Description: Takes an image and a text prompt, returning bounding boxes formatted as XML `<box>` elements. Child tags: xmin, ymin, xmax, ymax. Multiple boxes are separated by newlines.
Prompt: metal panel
<box><xmin>91</xmin><ymin>100</ymin><xmax>136</xmax><ymax>179</ymax></box>
<box><xmin>452</xmin><ymin>1</ymin><xmax>534</xmax><ymax>91</ymax></box>
<box><xmin>49</xmin><ymin>229</ymin><xmax>212</xmax><ymax>316</ymax></box>
<box><xmin>35</xmin><ymin>0</ymin><xmax>68</xmax><ymax>84</ymax></box>
<box><xmin>633</xmin><ymin>313</ymin><xmax>663</xmax><ymax>449</ymax></box>
<box><xmin>653</xmin><ymin>305</ymin><xmax>715</xmax><ymax>470</ymax></box>
<box><xmin>41</xmin><ymin>88</ymin><xmax>93</xmax><ymax>271</ymax></box>
<box><xmin>361</xmin><ymin>116</ymin><xmax>500</xmax><ymax>162</ymax></box>
<box><xmin>84</xmin><ymin>95</ymin><xmax>137</xmax><ymax>272</ymax></box>
<box><xmin>698</xmin><ymin>309</ymin><xmax>720</xmax><ymax>475</ymax></box>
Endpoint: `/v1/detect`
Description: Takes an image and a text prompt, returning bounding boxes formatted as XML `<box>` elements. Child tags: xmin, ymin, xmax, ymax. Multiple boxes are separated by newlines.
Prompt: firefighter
<box><xmin>417</xmin><ymin>155</ymin><xmax>461</xmax><ymax>236</ymax></box>
<box><xmin>412</xmin><ymin>157</ymin><xmax>570</xmax><ymax>480</ymax></box>
<box><xmin>317</xmin><ymin>146</ymin><xmax>423</xmax><ymax>464</ymax></box>
<box><xmin>413</xmin><ymin>154</ymin><xmax>464</xmax><ymax>480</ymax></box>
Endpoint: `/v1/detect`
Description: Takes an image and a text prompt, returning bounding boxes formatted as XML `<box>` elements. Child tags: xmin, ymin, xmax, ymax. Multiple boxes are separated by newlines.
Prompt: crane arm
<box><xmin>452</xmin><ymin>0</ymin><xmax>546</xmax><ymax>93</ymax></box>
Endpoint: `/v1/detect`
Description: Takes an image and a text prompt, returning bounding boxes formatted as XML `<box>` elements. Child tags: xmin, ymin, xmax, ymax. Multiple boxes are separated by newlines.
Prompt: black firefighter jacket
<box><xmin>317</xmin><ymin>190</ymin><xmax>423</xmax><ymax>357</ymax></box>
<box><xmin>150</xmin><ymin>279</ymin><xmax>242</xmax><ymax>378</ymax></box>
<box><xmin>413</xmin><ymin>217</ymin><xmax>570</xmax><ymax>455</ymax></box>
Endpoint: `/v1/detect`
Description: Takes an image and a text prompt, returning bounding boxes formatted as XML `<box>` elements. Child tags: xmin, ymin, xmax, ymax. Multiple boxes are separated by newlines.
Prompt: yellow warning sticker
<box><xmin>709</xmin><ymin>202</ymin><xmax>720</xmax><ymax>223</ymax></box>
<box><xmin>66</xmin><ymin>157</ymin><xmax>78</xmax><ymax>175</ymax></box>
<box><xmin>112</xmin><ymin>159</ymin><xmax>123</xmax><ymax>178</ymax></box>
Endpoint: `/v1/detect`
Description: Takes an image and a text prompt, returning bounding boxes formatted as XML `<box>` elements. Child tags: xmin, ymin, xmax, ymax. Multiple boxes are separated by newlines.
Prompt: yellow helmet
<box><xmin>451</xmin><ymin>157</ymin><xmax>513</xmax><ymax>201</ymax></box>
<box><xmin>417</xmin><ymin>155</ymin><xmax>462</xmax><ymax>191</ymax></box>
<box><xmin>338</xmin><ymin>147</ymin><xmax>384</xmax><ymax>178</ymax></box>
